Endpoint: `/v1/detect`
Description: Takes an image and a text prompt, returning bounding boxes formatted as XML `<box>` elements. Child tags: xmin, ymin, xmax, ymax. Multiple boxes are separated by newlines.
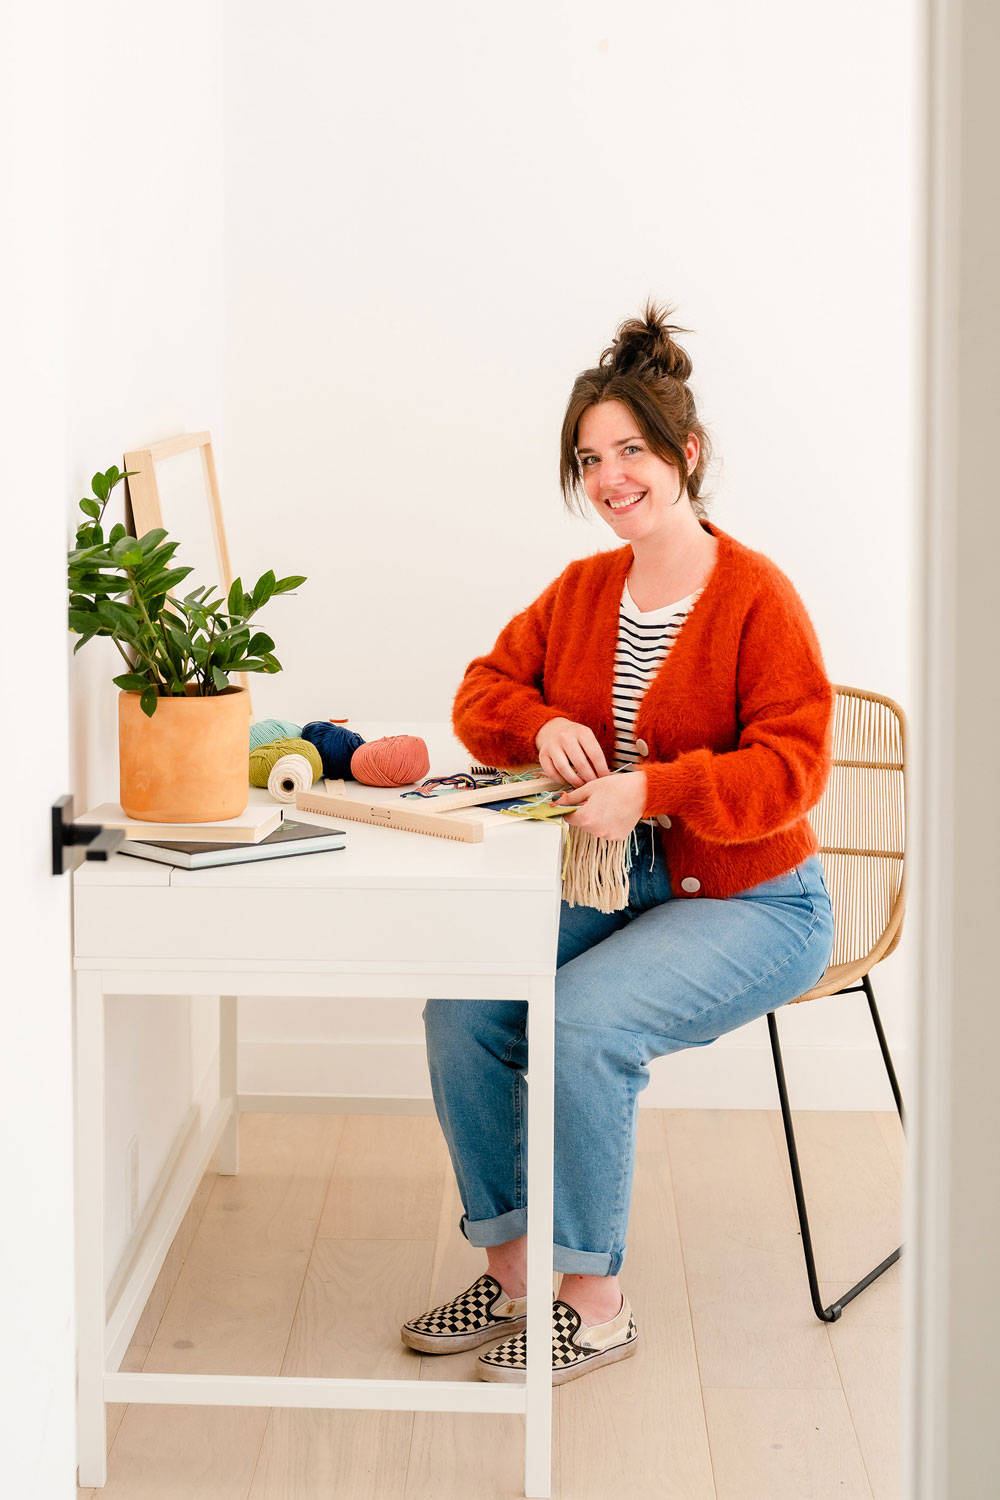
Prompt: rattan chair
<box><xmin>766</xmin><ymin>684</ymin><xmax>907</xmax><ymax>1322</ymax></box>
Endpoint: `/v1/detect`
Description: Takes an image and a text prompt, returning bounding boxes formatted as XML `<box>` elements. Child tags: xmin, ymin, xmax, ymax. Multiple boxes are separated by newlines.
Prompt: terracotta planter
<box><xmin>118</xmin><ymin>686</ymin><xmax>250</xmax><ymax>822</ymax></box>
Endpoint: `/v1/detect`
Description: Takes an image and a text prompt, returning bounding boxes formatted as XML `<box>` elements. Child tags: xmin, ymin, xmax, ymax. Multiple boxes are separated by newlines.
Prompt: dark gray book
<box><xmin>120</xmin><ymin>818</ymin><xmax>346</xmax><ymax>870</ymax></box>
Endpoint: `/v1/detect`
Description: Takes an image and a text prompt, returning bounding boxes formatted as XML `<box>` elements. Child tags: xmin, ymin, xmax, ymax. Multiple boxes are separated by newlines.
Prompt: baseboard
<box><xmin>239</xmin><ymin>1037</ymin><xmax>909</xmax><ymax>1112</ymax></box>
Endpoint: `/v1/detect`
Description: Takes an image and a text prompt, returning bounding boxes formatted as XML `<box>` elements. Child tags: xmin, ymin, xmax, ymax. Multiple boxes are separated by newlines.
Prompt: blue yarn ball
<box><xmin>301</xmin><ymin>721</ymin><xmax>366</xmax><ymax>778</ymax></box>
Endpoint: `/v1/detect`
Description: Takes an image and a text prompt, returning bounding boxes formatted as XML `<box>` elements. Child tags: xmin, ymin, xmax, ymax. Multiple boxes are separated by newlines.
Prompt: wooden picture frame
<box><xmin>124</xmin><ymin>431</ymin><xmax>250</xmax><ymax>701</ymax></box>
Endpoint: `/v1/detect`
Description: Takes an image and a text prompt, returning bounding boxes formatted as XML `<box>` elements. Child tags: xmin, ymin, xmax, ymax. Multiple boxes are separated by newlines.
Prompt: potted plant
<box><xmin>68</xmin><ymin>464</ymin><xmax>307</xmax><ymax>823</ymax></box>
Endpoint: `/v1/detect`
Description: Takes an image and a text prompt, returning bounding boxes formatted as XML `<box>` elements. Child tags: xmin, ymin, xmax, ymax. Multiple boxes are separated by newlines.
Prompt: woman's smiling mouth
<box><xmin>606</xmin><ymin>490</ymin><xmax>647</xmax><ymax>513</ymax></box>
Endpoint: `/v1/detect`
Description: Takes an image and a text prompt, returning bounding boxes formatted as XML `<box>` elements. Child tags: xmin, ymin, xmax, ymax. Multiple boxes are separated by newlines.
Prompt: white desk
<box><xmin>73</xmin><ymin>733</ymin><xmax>563</xmax><ymax>1497</ymax></box>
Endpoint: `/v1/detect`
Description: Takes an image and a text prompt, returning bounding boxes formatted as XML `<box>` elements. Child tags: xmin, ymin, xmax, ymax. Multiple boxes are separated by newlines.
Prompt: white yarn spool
<box><xmin>266</xmin><ymin>752</ymin><xmax>315</xmax><ymax>803</ymax></box>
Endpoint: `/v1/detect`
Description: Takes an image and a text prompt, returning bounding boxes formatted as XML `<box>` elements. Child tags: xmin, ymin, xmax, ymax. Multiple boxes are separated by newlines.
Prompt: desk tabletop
<box><xmin>75</xmin><ymin>721</ymin><xmax>563</xmax><ymax>895</ymax></box>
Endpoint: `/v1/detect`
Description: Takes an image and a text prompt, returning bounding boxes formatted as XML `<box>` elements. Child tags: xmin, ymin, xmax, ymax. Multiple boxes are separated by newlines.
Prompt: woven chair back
<box><xmin>806</xmin><ymin>685</ymin><xmax>907</xmax><ymax>973</ymax></box>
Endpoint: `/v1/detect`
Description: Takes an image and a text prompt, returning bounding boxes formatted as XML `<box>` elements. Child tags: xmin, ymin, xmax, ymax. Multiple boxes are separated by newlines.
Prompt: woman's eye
<box><xmin>580</xmin><ymin>455</ymin><xmax>597</xmax><ymax>466</ymax></box>
<box><xmin>623</xmin><ymin>445</ymin><xmax>641</xmax><ymax>456</ymax></box>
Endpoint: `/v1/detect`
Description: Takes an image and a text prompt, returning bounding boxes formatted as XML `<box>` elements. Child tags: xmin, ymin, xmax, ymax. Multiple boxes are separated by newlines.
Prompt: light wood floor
<box><xmin>79</xmin><ymin>1107</ymin><xmax>903</xmax><ymax>1500</ymax></box>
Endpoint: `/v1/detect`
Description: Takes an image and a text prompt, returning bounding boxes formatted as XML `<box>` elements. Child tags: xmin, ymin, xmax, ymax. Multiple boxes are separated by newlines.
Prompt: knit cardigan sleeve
<box><xmin>451</xmin><ymin>576</ymin><xmax>570</xmax><ymax>768</ymax></box>
<box><xmin>641</xmin><ymin>570</ymin><xmax>834</xmax><ymax>843</ymax></box>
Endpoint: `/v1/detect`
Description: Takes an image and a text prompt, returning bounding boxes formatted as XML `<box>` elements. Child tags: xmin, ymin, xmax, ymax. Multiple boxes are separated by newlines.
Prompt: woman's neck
<box><xmin>627</xmin><ymin>512</ymin><xmax>718</xmax><ymax>610</ymax></box>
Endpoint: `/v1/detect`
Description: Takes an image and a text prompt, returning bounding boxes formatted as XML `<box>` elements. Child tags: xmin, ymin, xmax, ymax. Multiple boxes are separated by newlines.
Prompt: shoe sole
<box><xmin>477</xmin><ymin>1333</ymin><xmax>639</xmax><ymax>1385</ymax></box>
<box><xmin>400</xmin><ymin>1315</ymin><xmax>528</xmax><ymax>1355</ymax></box>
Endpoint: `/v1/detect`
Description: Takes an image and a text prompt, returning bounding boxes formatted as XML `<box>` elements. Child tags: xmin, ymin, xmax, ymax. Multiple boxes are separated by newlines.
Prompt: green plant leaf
<box><xmin>91</xmin><ymin>471</ymin><xmax>110</xmax><ymax>502</ymax></box>
<box><xmin>68</xmin><ymin>607</ymin><xmax>99</xmax><ymax>633</ymax></box>
<box><xmin>113</xmin><ymin>673</ymin><xmax>151</xmax><ymax>692</ymax></box>
<box><xmin>251</xmin><ymin>570</ymin><xmax>276</xmax><ymax>609</ymax></box>
<box><xmin>138</xmin><ymin>528</ymin><xmax>168</xmax><ymax>553</ymax></box>
<box><xmin>247</xmin><ymin>631</ymin><xmax>274</xmax><ymax>656</ymax></box>
<box><xmin>273</xmin><ymin>574</ymin><xmax>307</xmax><ymax>593</ymax></box>
<box><xmin>106</xmin><ymin>465</ymin><xmax>121</xmax><ymax>483</ymax></box>
<box><xmin>227</xmin><ymin>577</ymin><xmax>242</xmax><ymax>615</ymax></box>
<box><xmin>211</xmin><ymin>665</ymin><xmax>229</xmax><ymax>691</ymax></box>
<box><xmin>80</xmin><ymin>498</ymin><xmax>101</xmax><ymax>519</ymax></box>
<box><xmin>111</xmin><ymin>535</ymin><xmax>143</xmax><ymax>567</ymax></box>
<box><xmin>140</xmin><ymin>686</ymin><xmax>158</xmax><ymax>718</ymax></box>
<box><xmin>108</xmin><ymin>523</ymin><xmax>126</xmax><ymax>545</ymax></box>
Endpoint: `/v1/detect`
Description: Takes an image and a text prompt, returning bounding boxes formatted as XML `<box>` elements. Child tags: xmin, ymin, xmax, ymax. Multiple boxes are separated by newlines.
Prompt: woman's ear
<box><xmin>685</xmin><ymin>433</ymin><xmax>700</xmax><ymax>474</ymax></box>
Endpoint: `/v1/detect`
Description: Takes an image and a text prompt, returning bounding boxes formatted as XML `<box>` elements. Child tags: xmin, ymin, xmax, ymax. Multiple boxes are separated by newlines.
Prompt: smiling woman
<box><xmin>404</xmin><ymin>301</ymin><xmax>839</xmax><ymax>1399</ymax></box>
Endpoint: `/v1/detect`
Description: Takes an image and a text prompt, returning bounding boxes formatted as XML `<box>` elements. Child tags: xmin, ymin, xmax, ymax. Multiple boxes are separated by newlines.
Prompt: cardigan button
<box><xmin>656</xmin><ymin>815</ymin><xmax>672</xmax><ymax>829</ymax></box>
<box><xmin>681</xmin><ymin>877</ymin><xmax>701</xmax><ymax>893</ymax></box>
<box><xmin>635</xmin><ymin>738</ymin><xmax>649</xmax><ymax>756</ymax></box>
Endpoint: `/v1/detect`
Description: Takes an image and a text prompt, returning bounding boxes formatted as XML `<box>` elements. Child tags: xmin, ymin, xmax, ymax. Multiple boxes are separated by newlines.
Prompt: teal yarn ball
<box><xmin>249</xmin><ymin>717</ymin><xmax>303</xmax><ymax>751</ymax></box>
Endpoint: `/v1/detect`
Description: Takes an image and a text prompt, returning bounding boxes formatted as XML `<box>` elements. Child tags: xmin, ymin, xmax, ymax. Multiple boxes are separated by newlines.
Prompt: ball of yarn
<box><xmin>301</xmin><ymin>721</ymin><xmax>366</xmax><ymax>778</ymax></box>
<box><xmin>249</xmin><ymin>717</ymin><xmax>303</xmax><ymax>751</ymax></box>
<box><xmin>351</xmin><ymin>735</ymin><xmax>430</xmax><ymax>787</ymax></box>
<box><xmin>249</xmin><ymin>736</ymin><xmax>323</xmax><ymax>787</ymax></box>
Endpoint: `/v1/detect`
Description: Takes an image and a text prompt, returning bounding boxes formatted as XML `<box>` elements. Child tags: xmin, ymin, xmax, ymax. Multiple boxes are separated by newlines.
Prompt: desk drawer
<box><xmin>74</xmin><ymin>885</ymin><xmax>559</xmax><ymax>969</ymax></box>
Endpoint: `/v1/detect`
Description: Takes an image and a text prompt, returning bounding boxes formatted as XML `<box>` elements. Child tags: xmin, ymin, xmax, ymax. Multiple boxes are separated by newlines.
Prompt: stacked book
<box><xmin>79</xmin><ymin>803</ymin><xmax>346</xmax><ymax>870</ymax></box>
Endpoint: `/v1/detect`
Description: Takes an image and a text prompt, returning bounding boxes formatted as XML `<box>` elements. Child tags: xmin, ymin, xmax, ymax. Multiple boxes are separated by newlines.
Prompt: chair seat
<box><xmin>790</xmin><ymin>959</ymin><xmax>871</xmax><ymax>1005</ymax></box>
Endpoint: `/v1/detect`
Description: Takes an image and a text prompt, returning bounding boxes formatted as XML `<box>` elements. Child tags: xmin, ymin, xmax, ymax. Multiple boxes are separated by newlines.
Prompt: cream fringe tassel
<box><xmin>560</xmin><ymin>823</ymin><xmax>637</xmax><ymax>914</ymax></box>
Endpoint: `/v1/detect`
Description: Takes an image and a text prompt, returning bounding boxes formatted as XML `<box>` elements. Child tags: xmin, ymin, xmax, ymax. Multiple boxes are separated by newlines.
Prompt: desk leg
<box><xmin>524</xmin><ymin>974</ymin><xmax>554</xmax><ymax>1499</ymax></box>
<box><xmin>218</xmin><ymin>995</ymin><xmax>239</xmax><ymax>1176</ymax></box>
<box><xmin>75</xmin><ymin>970</ymin><xmax>107</xmax><ymax>1487</ymax></box>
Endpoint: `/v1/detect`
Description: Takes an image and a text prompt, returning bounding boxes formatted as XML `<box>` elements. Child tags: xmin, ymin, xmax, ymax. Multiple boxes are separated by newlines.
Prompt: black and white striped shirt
<box><xmin>612</xmin><ymin>581</ymin><xmax>703</xmax><ymax>769</ymax></box>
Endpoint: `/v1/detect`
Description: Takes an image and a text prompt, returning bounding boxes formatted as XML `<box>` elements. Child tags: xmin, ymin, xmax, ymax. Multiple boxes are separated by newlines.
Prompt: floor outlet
<box><xmin>126</xmin><ymin>1136</ymin><xmax>139</xmax><ymax>1233</ymax></box>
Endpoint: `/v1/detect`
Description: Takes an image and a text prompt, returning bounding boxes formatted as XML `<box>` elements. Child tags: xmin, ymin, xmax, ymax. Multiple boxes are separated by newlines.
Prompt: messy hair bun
<box><xmin>560</xmin><ymin>299</ymin><xmax>711</xmax><ymax>517</ymax></box>
<box><xmin>601</xmin><ymin>302</ymin><xmax>694</xmax><ymax>383</ymax></box>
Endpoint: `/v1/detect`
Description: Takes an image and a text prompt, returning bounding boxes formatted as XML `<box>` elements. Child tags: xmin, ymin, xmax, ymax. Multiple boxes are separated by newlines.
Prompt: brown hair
<box><xmin>559</xmin><ymin>300</ymin><xmax>712</xmax><ymax>519</ymax></box>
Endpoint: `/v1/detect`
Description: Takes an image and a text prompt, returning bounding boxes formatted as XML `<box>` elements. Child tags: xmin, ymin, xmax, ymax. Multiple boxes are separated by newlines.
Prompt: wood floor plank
<box><xmin>665</xmin><ymin>1109</ymin><xmax>842</xmax><ymax>1389</ymax></box>
<box><xmin>765</xmin><ymin>1110</ymin><xmax>903</xmax><ymax>1284</ymax></box>
<box><xmin>283</xmin><ymin>1238</ymin><xmax>435</xmax><ymax>1379</ymax></box>
<box><xmin>704</xmin><ymin>1387</ymin><xmax>874</xmax><ymax>1500</ymax></box>
<box><xmin>557</xmin><ymin>1109</ymin><xmax>717</xmax><ymax>1500</ymax></box>
<box><xmin>403</xmin><ymin>1413</ymin><xmax>528</xmax><ymax>1500</ymax></box>
<box><xmin>130</xmin><ymin>1165</ymin><xmax>216</xmax><ymax>1349</ymax></box>
<box><xmin>317</xmin><ymin>1114</ymin><xmax>448</xmax><ymax>1243</ymax></box>
<box><xmin>825</xmin><ymin>1321</ymin><xmax>902</xmax><ymax>1500</ymax></box>
<box><xmin>91</xmin><ymin>1406</ymin><xmax>267</xmax><ymax>1499</ymax></box>
<box><xmin>875</xmin><ymin>1109</ymin><xmax>906</xmax><ymax>1180</ymax></box>
<box><xmin>142</xmin><ymin>1113</ymin><xmax>343</xmax><ymax>1375</ymax></box>
<box><xmin>249</xmin><ymin>1410</ymin><xmax>413</xmax><ymax>1500</ymax></box>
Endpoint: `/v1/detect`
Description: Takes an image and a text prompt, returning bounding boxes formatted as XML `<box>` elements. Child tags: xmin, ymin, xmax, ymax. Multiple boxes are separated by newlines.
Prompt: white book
<box><xmin>78</xmin><ymin>801</ymin><xmax>284</xmax><ymax>844</ymax></box>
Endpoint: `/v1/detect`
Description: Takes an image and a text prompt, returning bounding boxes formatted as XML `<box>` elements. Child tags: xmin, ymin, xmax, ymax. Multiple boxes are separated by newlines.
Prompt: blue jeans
<box><xmin>423</xmin><ymin>824</ymin><xmax>835</xmax><ymax>1277</ymax></box>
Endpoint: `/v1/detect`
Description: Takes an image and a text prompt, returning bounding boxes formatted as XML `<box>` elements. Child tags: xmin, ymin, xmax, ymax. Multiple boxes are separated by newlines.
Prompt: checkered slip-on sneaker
<box><xmin>400</xmin><ymin>1273</ymin><xmax>528</xmax><ymax>1354</ymax></box>
<box><xmin>476</xmin><ymin>1295</ymin><xmax>638</xmax><ymax>1386</ymax></box>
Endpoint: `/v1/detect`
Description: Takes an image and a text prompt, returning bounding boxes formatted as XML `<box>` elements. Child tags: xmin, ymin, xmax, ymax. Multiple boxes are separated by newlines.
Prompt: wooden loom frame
<box><xmin>124</xmin><ymin>431</ymin><xmax>250</xmax><ymax>701</ymax></box>
<box><xmin>295</xmin><ymin>776</ymin><xmax>564</xmax><ymax>843</ymax></box>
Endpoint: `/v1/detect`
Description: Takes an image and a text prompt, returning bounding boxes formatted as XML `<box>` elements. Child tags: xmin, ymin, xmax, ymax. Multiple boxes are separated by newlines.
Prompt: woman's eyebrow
<box><xmin>576</xmin><ymin>435</ymin><xmax>643</xmax><ymax>455</ymax></box>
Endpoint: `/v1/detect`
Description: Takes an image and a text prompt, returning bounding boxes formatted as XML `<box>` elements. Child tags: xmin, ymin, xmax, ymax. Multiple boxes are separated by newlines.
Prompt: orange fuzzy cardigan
<box><xmin>452</xmin><ymin>521</ymin><xmax>834</xmax><ymax>900</ymax></box>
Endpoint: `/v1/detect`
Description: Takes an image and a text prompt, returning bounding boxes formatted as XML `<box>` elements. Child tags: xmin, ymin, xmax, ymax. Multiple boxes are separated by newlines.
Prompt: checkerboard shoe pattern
<box><xmin>400</xmin><ymin>1273</ymin><xmax>528</xmax><ymax>1354</ymax></box>
<box><xmin>476</xmin><ymin>1294</ymin><xmax>638</xmax><ymax>1386</ymax></box>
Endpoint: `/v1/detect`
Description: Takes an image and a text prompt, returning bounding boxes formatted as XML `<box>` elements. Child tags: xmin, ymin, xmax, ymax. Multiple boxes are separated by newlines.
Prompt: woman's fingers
<box><xmin>535</xmin><ymin>719</ymin><xmax>609</xmax><ymax>785</ymax></box>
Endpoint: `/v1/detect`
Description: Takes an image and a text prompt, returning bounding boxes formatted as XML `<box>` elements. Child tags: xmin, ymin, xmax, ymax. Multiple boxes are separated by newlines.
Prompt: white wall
<box><xmin>2</xmin><ymin>8</ymin><xmax>75</xmax><ymax>1492</ymax></box>
<box><xmin>64</xmin><ymin>0</ymin><xmax>226</xmax><ymax>1280</ymax></box>
<box><xmin>224</xmin><ymin>0</ymin><xmax>919</xmax><ymax>1109</ymax></box>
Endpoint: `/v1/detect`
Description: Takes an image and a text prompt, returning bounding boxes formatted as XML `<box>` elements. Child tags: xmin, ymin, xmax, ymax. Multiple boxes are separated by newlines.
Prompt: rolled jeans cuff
<box><xmin>460</xmin><ymin>1211</ymin><xmax>621</xmax><ymax>1278</ymax></box>
<box><xmin>460</xmin><ymin>1207</ymin><xmax>528</xmax><ymax>1247</ymax></box>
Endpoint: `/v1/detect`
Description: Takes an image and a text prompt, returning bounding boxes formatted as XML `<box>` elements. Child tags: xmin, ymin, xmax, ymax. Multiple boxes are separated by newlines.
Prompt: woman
<box><xmin>400</xmin><ymin>303</ymin><xmax>836</xmax><ymax>1386</ymax></box>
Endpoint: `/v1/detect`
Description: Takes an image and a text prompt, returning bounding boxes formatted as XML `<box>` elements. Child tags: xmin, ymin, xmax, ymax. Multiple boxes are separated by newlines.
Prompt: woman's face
<box><xmin>576</xmin><ymin>400</ymin><xmax>699</xmax><ymax>545</ymax></box>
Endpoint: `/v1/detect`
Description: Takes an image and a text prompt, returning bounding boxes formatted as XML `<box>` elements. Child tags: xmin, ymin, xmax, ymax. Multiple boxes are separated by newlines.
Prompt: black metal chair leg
<box><xmin>766</xmin><ymin>976</ymin><xmax>905</xmax><ymax>1322</ymax></box>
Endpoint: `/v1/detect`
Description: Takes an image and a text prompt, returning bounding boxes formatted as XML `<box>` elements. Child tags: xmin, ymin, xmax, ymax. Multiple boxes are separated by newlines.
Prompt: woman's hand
<box><xmin>535</xmin><ymin>717</ymin><xmax>610</xmax><ymax>786</ymax></box>
<box><xmin>556</xmin><ymin>771</ymin><xmax>647</xmax><ymax>840</ymax></box>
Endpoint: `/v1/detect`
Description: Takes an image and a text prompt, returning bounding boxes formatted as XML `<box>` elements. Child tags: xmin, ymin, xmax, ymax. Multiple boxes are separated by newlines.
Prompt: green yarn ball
<box><xmin>248</xmin><ymin>737</ymin><xmax>323</xmax><ymax>787</ymax></box>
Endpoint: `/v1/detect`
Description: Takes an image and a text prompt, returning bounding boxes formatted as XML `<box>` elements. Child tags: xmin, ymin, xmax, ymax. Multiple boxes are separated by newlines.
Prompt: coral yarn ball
<box><xmin>350</xmin><ymin>735</ymin><xmax>430</xmax><ymax>787</ymax></box>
